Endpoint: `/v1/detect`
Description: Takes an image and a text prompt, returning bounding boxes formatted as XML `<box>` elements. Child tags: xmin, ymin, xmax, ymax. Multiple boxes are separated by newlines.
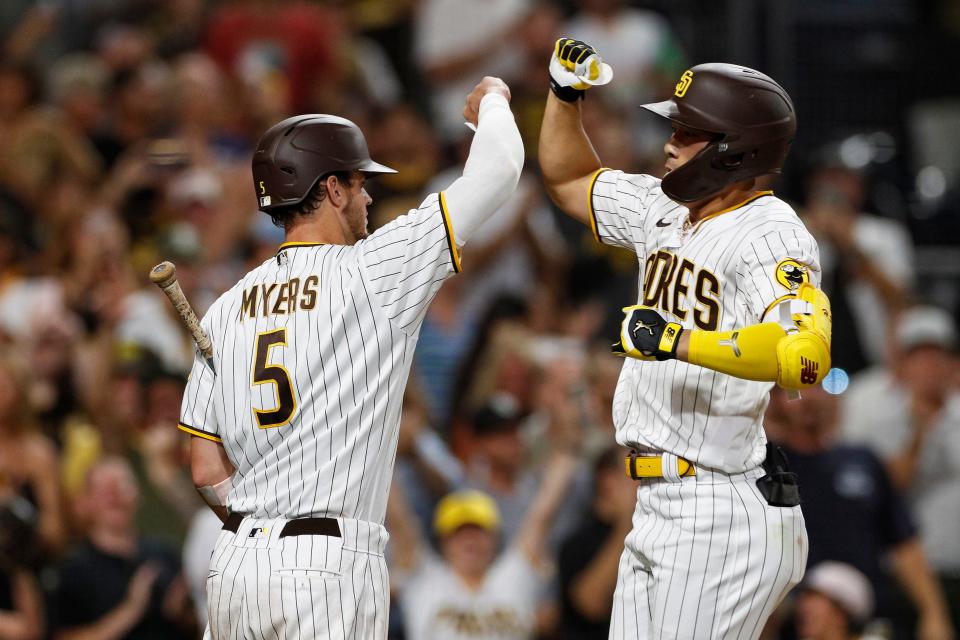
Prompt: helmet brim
<box><xmin>639</xmin><ymin>99</ymin><xmax>678</xmax><ymax>120</ymax></box>
<box><xmin>639</xmin><ymin>99</ymin><xmax>724</xmax><ymax>138</ymax></box>
<box><xmin>360</xmin><ymin>159</ymin><xmax>397</xmax><ymax>175</ymax></box>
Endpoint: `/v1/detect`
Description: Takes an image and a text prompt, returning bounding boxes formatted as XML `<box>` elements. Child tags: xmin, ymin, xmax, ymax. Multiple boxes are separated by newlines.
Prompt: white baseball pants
<box><xmin>610</xmin><ymin>464</ymin><xmax>807</xmax><ymax>639</ymax></box>
<box><xmin>205</xmin><ymin>516</ymin><xmax>390</xmax><ymax>639</ymax></box>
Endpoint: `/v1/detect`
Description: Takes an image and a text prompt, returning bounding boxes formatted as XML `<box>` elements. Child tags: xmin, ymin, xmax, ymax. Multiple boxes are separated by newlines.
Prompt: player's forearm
<box><xmin>891</xmin><ymin>540</ymin><xmax>953</xmax><ymax>628</ymax></box>
<box><xmin>844</xmin><ymin>245</ymin><xmax>912</xmax><ymax>311</ymax></box>
<box><xmin>538</xmin><ymin>93</ymin><xmax>602</xmax><ymax>205</ymax></box>
<box><xmin>443</xmin><ymin>93</ymin><xmax>523</xmax><ymax>244</ymax></box>
<box><xmin>55</xmin><ymin>601</ymin><xmax>142</xmax><ymax>640</ymax></box>
<box><xmin>385</xmin><ymin>481</ymin><xmax>423</xmax><ymax>572</ymax></box>
<box><xmin>189</xmin><ymin>437</ymin><xmax>235</xmax><ymax>522</ymax></box>
<box><xmin>568</xmin><ymin>520</ymin><xmax>631</xmax><ymax>621</ymax></box>
<box><xmin>0</xmin><ymin>614</ymin><xmax>38</xmax><ymax>640</ymax></box>
<box><xmin>678</xmin><ymin>324</ymin><xmax>782</xmax><ymax>381</ymax></box>
<box><xmin>886</xmin><ymin>433</ymin><xmax>926</xmax><ymax>491</ymax></box>
<box><xmin>516</xmin><ymin>452</ymin><xmax>578</xmax><ymax>562</ymax></box>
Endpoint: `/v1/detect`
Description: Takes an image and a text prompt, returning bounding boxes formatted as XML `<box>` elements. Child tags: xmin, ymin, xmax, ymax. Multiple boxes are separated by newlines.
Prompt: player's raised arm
<box><xmin>538</xmin><ymin>38</ymin><xmax>612</xmax><ymax>225</ymax></box>
<box><xmin>441</xmin><ymin>76</ymin><xmax>524</xmax><ymax>246</ymax></box>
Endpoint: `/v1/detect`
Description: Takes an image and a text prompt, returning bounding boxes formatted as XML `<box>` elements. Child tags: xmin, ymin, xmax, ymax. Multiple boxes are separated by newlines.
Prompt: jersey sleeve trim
<box><xmin>177</xmin><ymin>422</ymin><xmax>223</xmax><ymax>443</ymax></box>
<box><xmin>760</xmin><ymin>292</ymin><xmax>797</xmax><ymax>322</ymax></box>
<box><xmin>586</xmin><ymin>168</ymin><xmax>609</xmax><ymax>243</ymax></box>
<box><xmin>438</xmin><ymin>191</ymin><xmax>462</xmax><ymax>273</ymax></box>
<box><xmin>276</xmin><ymin>241</ymin><xmax>326</xmax><ymax>253</ymax></box>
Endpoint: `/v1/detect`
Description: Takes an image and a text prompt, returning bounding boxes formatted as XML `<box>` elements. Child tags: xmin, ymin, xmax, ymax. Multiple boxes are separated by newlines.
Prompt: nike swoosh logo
<box><xmin>655</xmin><ymin>218</ymin><xmax>671</xmax><ymax>227</ymax></box>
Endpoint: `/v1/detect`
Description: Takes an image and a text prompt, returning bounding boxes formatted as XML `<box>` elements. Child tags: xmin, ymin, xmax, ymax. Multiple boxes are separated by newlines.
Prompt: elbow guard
<box><xmin>774</xmin><ymin>283</ymin><xmax>833</xmax><ymax>390</ymax></box>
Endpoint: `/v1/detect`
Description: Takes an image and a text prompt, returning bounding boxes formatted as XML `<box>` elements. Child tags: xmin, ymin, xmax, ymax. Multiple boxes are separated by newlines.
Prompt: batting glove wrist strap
<box><xmin>549</xmin><ymin>74</ymin><xmax>584</xmax><ymax>102</ymax></box>
<box><xmin>613</xmin><ymin>306</ymin><xmax>683</xmax><ymax>361</ymax></box>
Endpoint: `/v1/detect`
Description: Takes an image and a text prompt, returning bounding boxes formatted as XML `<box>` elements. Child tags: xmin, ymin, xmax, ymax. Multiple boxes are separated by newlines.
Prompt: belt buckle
<box><xmin>627</xmin><ymin>449</ymin><xmax>640</xmax><ymax>480</ymax></box>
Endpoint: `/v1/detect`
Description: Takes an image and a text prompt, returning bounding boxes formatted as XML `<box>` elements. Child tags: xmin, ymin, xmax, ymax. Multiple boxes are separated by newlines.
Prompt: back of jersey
<box><xmin>179</xmin><ymin>192</ymin><xmax>460</xmax><ymax>523</ymax></box>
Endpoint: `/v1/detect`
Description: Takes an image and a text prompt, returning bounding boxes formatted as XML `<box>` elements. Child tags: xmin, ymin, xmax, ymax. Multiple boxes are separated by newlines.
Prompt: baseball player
<box><xmin>179</xmin><ymin>76</ymin><xmax>523</xmax><ymax>639</ymax></box>
<box><xmin>540</xmin><ymin>40</ymin><xmax>833</xmax><ymax>638</ymax></box>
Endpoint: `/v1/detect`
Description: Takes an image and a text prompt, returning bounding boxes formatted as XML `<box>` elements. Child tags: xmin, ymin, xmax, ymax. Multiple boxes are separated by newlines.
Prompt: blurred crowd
<box><xmin>0</xmin><ymin>1</ymin><xmax>956</xmax><ymax>639</ymax></box>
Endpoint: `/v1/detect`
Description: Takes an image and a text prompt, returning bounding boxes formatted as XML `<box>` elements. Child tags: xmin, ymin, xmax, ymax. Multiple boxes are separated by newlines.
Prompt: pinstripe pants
<box><xmin>205</xmin><ymin>516</ymin><xmax>390</xmax><ymax>639</ymax></box>
<box><xmin>609</xmin><ymin>465</ymin><xmax>807</xmax><ymax>640</ymax></box>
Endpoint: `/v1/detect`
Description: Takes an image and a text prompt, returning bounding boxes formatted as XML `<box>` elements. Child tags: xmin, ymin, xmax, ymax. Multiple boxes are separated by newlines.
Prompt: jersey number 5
<box><xmin>252</xmin><ymin>329</ymin><xmax>297</xmax><ymax>428</ymax></box>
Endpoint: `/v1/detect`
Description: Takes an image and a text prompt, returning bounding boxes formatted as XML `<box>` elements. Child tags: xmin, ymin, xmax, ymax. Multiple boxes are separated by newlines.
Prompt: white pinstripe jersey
<box><xmin>590</xmin><ymin>169</ymin><xmax>821</xmax><ymax>472</ymax></box>
<box><xmin>178</xmin><ymin>192</ymin><xmax>461</xmax><ymax>524</ymax></box>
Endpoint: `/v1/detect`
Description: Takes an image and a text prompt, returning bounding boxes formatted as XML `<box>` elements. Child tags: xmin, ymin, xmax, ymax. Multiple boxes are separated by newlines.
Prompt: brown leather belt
<box><xmin>223</xmin><ymin>513</ymin><xmax>341</xmax><ymax>538</ymax></box>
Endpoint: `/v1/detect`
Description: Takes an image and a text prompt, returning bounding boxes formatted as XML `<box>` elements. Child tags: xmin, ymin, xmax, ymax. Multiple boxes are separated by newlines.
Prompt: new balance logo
<box><xmin>719</xmin><ymin>331</ymin><xmax>741</xmax><ymax>357</ymax></box>
<box><xmin>800</xmin><ymin>357</ymin><xmax>819</xmax><ymax>385</ymax></box>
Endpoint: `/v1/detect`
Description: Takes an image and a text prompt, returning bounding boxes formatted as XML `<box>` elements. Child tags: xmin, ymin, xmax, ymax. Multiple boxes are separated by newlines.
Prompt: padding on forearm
<box><xmin>687</xmin><ymin>284</ymin><xmax>833</xmax><ymax>390</ymax></box>
<box><xmin>688</xmin><ymin>323</ymin><xmax>785</xmax><ymax>382</ymax></box>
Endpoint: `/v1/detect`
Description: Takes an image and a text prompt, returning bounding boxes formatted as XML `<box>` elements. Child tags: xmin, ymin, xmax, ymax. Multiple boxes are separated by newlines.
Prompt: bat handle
<box><xmin>149</xmin><ymin>261</ymin><xmax>178</xmax><ymax>288</ymax></box>
<box><xmin>149</xmin><ymin>261</ymin><xmax>215</xmax><ymax>363</ymax></box>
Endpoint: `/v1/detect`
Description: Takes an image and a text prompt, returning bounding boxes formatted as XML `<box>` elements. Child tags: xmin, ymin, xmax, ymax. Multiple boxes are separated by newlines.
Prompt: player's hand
<box><xmin>463</xmin><ymin>76</ymin><xmax>511</xmax><ymax>127</ymax></box>
<box><xmin>549</xmin><ymin>38</ymin><xmax>613</xmax><ymax>102</ymax></box>
<box><xmin>613</xmin><ymin>306</ymin><xmax>683</xmax><ymax>361</ymax></box>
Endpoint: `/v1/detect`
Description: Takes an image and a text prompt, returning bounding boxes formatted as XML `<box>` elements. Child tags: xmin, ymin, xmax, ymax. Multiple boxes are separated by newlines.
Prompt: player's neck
<box><xmin>685</xmin><ymin>181</ymin><xmax>760</xmax><ymax>223</ymax></box>
<box><xmin>452</xmin><ymin>567</ymin><xmax>487</xmax><ymax>591</ymax></box>
<box><xmin>284</xmin><ymin>205</ymin><xmax>357</xmax><ymax>246</ymax></box>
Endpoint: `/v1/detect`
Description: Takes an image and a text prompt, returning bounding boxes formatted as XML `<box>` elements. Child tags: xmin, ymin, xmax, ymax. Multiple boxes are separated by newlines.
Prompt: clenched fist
<box><xmin>463</xmin><ymin>76</ymin><xmax>511</xmax><ymax>127</ymax></box>
<box><xmin>549</xmin><ymin>38</ymin><xmax>613</xmax><ymax>102</ymax></box>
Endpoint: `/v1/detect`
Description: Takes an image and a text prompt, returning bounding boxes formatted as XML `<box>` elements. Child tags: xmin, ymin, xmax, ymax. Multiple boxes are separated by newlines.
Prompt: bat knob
<box><xmin>149</xmin><ymin>261</ymin><xmax>177</xmax><ymax>287</ymax></box>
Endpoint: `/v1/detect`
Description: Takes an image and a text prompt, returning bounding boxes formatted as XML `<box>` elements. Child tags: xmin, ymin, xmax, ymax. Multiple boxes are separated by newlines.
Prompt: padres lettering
<box><xmin>240</xmin><ymin>276</ymin><xmax>320</xmax><ymax>319</ymax></box>
<box><xmin>641</xmin><ymin>250</ymin><xmax>720</xmax><ymax>329</ymax></box>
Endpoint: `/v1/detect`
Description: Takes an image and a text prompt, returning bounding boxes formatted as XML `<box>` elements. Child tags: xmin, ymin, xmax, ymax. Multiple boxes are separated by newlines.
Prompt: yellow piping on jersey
<box><xmin>586</xmin><ymin>168</ymin><xmax>609</xmax><ymax>243</ymax></box>
<box><xmin>438</xmin><ymin>191</ymin><xmax>462</xmax><ymax>273</ymax></box>
<box><xmin>177</xmin><ymin>422</ymin><xmax>223</xmax><ymax>443</ymax></box>
<box><xmin>690</xmin><ymin>190</ymin><xmax>774</xmax><ymax>233</ymax></box>
<box><xmin>276</xmin><ymin>242</ymin><xmax>326</xmax><ymax>253</ymax></box>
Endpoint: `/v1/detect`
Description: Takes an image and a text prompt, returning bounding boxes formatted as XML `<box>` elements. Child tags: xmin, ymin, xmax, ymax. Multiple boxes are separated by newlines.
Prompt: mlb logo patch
<box><xmin>260</xmin><ymin>196</ymin><xmax>272</xmax><ymax>207</ymax></box>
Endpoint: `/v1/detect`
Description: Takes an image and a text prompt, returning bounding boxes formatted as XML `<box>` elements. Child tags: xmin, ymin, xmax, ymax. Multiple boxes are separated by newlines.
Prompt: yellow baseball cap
<box><xmin>433</xmin><ymin>490</ymin><xmax>501</xmax><ymax>537</ymax></box>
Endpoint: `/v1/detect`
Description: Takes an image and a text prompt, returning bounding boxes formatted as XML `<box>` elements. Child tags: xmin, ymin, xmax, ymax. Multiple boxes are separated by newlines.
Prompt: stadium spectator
<box><xmin>394</xmin><ymin>383</ymin><xmax>466</xmax><ymax>532</ymax></box>
<box><xmin>414</xmin><ymin>0</ymin><xmax>530</xmax><ymax>140</ymax></box>
<box><xmin>48</xmin><ymin>457</ymin><xmax>195</xmax><ymax>639</ymax></box>
<box><xmin>0</xmin><ymin>566</ymin><xmax>42</xmax><ymax>640</ymax></box>
<box><xmin>388</xmin><ymin>430</ymin><xmax>578</xmax><ymax>640</ymax></box>
<box><xmin>770</xmin><ymin>385</ymin><xmax>954</xmax><ymax>640</ymax></box>
<box><xmin>0</xmin><ymin>355</ymin><xmax>66</xmax><ymax>554</ymax></box>
<box><xmin>557</xmin><ymin>445</ymin><xmax>634</xmax><ymax>638</ymax></box>
<box><xmin>804</xmin><ymin>161</ymin><xmax>914</xmax><ymax>373</ymax></box>
<box><xmin>795</xmin><ymin>562</ymin><xmax>875</xmax><ymax>640</ymax></box>
<box><xmin>841</xmin><ymin>306</ymin><xmax>960</xmax><ymax>633</ymax></box>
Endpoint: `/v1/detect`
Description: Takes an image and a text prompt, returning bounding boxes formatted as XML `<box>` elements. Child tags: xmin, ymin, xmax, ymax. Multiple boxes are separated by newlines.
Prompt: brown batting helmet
<box><xmin>252</xmin><ymin>114</ymin><xmax>396</xmax><ymax>212</ymax></box>
<box><xmin>641</xmin><ymin>63</ymin><xmax>796</xmax><ymax>203</ymax></box>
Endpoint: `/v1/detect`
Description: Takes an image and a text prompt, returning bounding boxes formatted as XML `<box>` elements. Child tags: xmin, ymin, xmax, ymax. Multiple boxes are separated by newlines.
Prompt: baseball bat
<box><xmin>149</xmin><ymin>261</ymin><xmax>214</xmax><ymax>366</ymax></box>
